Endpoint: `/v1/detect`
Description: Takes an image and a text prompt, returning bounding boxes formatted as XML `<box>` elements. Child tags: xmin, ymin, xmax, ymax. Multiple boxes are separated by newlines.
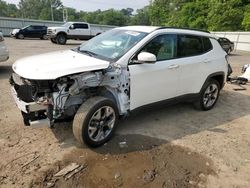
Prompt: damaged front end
<box><xmin>10</xmin><ymin>64</ymin><xmax>130</xmax><ymax>127</ymax></box>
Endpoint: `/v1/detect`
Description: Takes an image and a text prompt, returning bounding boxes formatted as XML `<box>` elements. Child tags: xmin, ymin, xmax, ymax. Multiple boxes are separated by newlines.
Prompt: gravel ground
<box><xmin>0</xmin><ymin>38</ymin><xmax>250</xmax><ymax>188</ymax></box>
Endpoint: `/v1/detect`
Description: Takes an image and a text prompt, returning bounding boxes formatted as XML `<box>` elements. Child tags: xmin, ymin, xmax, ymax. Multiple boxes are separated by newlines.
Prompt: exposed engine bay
<box><xmin>10</xmin><ymin>63</ymin><xmax>130</xmax><ymax>126</ymax></box>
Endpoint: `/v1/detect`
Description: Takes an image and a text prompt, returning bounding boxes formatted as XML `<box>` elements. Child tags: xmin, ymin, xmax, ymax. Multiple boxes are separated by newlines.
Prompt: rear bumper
<box><xmin>0</xmin><ymin>55</ymin><xmax>9</xmax><ymax>62</ymax></box>
<box><xmin>0</xmin><ymin>45</ymin><xmax>9</xmax><ymax>62</ymax></box>
<box><xmin>11</xmin><ymin>86</ymin><xmax>47</xmax><ymax>113</ymax></box>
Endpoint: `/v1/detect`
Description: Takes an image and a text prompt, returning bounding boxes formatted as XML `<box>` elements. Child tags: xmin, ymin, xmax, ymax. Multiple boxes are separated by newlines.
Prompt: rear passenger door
<box><xmin>70</xmin><ymin>23</ymin><xmax>91</xmax><ymax>39</ymax></box>
<box><xmin>33</xmin><ymin>26</ymin><xmax>43</xmax><ymax>38</ymax></box>
<box><xmin>176</xmin><ymin>35</ymin><xmax>213</xmax><ymax>96</ymax></box>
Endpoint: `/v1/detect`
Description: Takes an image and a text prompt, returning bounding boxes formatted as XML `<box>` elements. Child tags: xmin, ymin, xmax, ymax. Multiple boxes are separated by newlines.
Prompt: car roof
<box><xmin>27</xmin><ymin>25</ymin><xmax>47</xmax><ymax>27</ymax></box>
<box><xmin>116</xmin><ymin>26</ymin><xmax>215</xmax><ymax>38</ymax></box>
<box><xmin>117</xmin><ymin>26</ymin><xmax>160</xmax><ymax>33</ymax></box>
<box><xmin>68</xmin><ymin>22</ymin><xmax>88</xmax><ymax>24</ymax></box>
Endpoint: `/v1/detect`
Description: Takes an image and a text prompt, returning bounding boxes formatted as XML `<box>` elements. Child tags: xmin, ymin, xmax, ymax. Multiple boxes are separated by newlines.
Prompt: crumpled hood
<box><xmin>12</xmin><ymin>50</ymin><xmax>110</xmax><ymax>80</ymax></box>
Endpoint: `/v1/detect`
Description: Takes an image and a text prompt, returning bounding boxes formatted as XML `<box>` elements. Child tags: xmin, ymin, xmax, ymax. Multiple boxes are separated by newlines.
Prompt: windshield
<box><xmin>60</xmin><ymin>22</ymin><xmax>72</xmax><ymax>28</ymax></box>
<box><xmin>78</xmin><ymin>29</ymin><xmax>148</xmax><ymax>61</ymax></box>
<box><xmin>21</xmin><ymin>25</ymin><xmax>29</xmax><ymax>30</ymax></box>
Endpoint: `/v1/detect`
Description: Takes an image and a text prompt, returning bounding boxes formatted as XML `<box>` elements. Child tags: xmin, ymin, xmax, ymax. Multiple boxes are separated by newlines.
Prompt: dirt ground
<box><xmin>0</xmin><ymin>38</ymin><xmax>250</xmax><ymax>188</ymax></box>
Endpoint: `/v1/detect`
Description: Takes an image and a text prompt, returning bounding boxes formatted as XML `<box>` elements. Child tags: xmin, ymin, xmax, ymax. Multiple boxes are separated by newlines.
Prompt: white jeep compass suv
<box><xmin>10</xmin><ymin>26</ymin><xmax>228</xmax><ymax>147</ymax></box>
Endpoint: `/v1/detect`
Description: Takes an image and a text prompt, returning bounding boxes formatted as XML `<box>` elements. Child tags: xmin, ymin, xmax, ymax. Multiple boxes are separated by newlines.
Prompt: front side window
<box><xmin>78</xmin><ymin>29</ymin><xmax>148</xmax><ymax>61</ymax></box>
<box><xmin>177</xmin><ymin>35</ymin><xmax>203</xmax><ymax>57</ymax></box>
<box><xmin>26</xmin><ymin>26</ymin><xmax>34</xmax><ymax>31</ymax></box>
<box><xmin>139</xmin><ymin>34</ymin><xmax>177</xmax><ymax>61</ymax></box>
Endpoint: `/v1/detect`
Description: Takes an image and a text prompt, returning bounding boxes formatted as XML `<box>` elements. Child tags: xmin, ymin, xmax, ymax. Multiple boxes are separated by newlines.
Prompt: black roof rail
<box><xmin>156</xmin><ymin>27</ymin><xmax>210</xmax><ymax>33</ymax></box>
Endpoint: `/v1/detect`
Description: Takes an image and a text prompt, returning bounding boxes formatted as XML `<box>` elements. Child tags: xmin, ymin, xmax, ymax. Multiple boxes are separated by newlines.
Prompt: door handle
<box><xmin>168</xmin><ymin>64</ymin><xmax>179</xmax><ymax>69</ymax></box>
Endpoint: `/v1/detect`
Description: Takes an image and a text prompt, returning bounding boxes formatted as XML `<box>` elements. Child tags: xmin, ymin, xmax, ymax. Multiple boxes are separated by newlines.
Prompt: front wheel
<box><xmin>50</xmin><ymin>38</ymin><xmax>57</xmax><ymax>44</ymax></box>
<box><xmin>56</xmin><ymin>34</ymin><xmax>67</xmax><ymax>45</ymax></box>
<box><xmin>17</xmin><ymin>34</ymin><xmax>24</xmax><ymax>39</ymax></box>
<box><xmin>194</xmin><ymin>79</ymin><xmax>220</xmax><ymax>111</ymax></box>
<box><xmin>73</xmin><ymin>96</ymin><xmax>119</xmax><ymax>147</ymax></box>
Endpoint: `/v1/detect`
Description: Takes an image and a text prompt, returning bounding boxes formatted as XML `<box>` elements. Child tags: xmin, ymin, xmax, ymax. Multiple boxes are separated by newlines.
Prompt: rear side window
<box><xmin>34</xmin><ymin>26</ymin><xmax>42</xmax><ymax>30</ymax></box>
<box><xmin>74</xmin><ymin>23</ymin><xmax>89</xmax><ymax>29</ymax></box>
<box><xmin>177</xmin><ymin>35</ymin><xmax>203</xmax><ymax>57</ymax></box>
<box><xmin>202</xmin><ymin>37</ymin><xmax>213</xmax><ymax>52</ymax></box>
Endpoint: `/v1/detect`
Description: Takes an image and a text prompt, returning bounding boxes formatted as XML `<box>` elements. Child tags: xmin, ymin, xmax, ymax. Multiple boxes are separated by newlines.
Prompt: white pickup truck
<box><xmin>47</xmin><ymin>22</ymin><xmax>112</xmax><ymax>45</ymax></box>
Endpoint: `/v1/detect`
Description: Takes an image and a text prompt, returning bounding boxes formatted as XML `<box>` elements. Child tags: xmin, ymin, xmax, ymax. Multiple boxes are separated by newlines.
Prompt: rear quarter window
<box><xmin>202</xmin><ymin>37</ymin><xmax>213</xmax><ymax>52</ymax></box>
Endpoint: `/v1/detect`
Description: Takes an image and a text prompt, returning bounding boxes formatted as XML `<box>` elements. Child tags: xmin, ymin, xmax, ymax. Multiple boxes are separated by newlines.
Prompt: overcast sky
<box><xmin>5</xmin><ymin>0</ymin><xmax>150</xmax><ymax>11</ymax></box>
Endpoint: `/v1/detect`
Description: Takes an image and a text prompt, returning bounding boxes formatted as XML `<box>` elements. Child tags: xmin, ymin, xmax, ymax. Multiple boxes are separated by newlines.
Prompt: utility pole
<box><xmin>50</xmin><ymin>0</ymin><xmax>55</xmax><ymax>21</ymax></box>
<box><xmin>63</xmin><ymin>8</ymin><xmax>68</xmax><ymax>22</ymax></box>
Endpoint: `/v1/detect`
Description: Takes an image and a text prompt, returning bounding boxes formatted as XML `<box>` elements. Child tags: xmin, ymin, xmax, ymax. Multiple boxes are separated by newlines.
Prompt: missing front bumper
<box><xmin>11</xmin><ymin>86</ymin><xmax>48</xmax><ymax>113</ymax></box>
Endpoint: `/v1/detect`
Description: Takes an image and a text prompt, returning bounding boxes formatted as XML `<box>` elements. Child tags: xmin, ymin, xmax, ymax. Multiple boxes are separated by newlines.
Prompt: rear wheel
<box><xmin>56</xmin><ymin>34</ymin><xmax>67</xmax><ymax>45</ymax></box>
<box><xmin>41</xmin><ymin>35</ymin><xmax>48</xmax><ymax>40</ymax></box>
<box><xmin>73</xmin><ymin>96</ymin><xmax>118</xmax><ymax>147</ymax></box>
<box><xmin>194</xmin><ymin>79</ymin><xmax>220</xmax><ymax>111</ymax></box>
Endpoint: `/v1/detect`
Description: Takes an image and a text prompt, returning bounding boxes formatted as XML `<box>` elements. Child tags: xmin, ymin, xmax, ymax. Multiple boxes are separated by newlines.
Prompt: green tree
<box><xmin>18</xmin><ymin>0</ymin><xmax>62</xmax><ymax>20</ymax></box>
<box><xmin>0</xmin><ymin>0</ymin><xmax>19</xmax><ymax>17</ymax></box>
<box><xmin>242</xmin><ymin>4</ymin><xmax>250</xmax><ymax>30</ymax></box>
<box><xmin>130</xmin><ymin>7</ymin><xmax>150</xmax><ymax>25</ymax></box>
<box><xmin>171</xmin><ymin>0</ymin><xmax>210</xmax><ymax>29</ymax></box>
<box><xmin>207</xmin><ymin>0</ymin><xmax>244</xmax><ymax>31</ymax></box>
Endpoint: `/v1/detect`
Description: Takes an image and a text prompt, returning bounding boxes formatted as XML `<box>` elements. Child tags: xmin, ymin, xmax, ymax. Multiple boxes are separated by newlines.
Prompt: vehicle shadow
<box><xmin>11</xmin><ymin>38</ymin><xmax>48</xmax><ymax>41</ymax></box>
<box><xmin>64</xmin><ymin>42</ymin><xmax>83</xmax><ymax>46</ymax></box>
<box><xmin>51</xmin><ymin>89</ymin><xmax>250</xmax><ymax>155</ymax></box>
<box><xmin>229</xmin><ymin>53</ymin><xmax>241</xmax><ymax>56</ymax></box>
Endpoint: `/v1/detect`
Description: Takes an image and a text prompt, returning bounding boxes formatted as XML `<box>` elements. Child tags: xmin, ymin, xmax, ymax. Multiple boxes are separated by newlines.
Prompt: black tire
<box><xmin>194</xmin><ymin>79</ymin><xmax>220</xmax><ymax>111</ymax></box>
<box><xmin>17</xmin><ymin>34</ymin><xmax>24</xmax><ymax>39</ymax></box>
<box><xmin>56</xmin><ymin>33</ymin><xmax>67</xmax><ymax>45</ymax></box>
<box><xmin>73</xmin><ymin>96</ymin><xmax>119</xmax><ymax>147</ymax></box>
<box><xmin>41</xmin><ymin>35</ymin><xmax>48</xmax><ymax>40</ymax></box>
<box><xmin>50</xmin><ymin>38</ymin><xmax>57</xmax><ymax>44</ymax></box>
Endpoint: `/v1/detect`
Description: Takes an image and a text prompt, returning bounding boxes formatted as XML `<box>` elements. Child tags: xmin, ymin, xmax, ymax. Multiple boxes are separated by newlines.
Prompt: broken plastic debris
<box><xmin>119</xmin><ymin>141</ymin><xmax>128</xmax><ymax>148</ymax></box>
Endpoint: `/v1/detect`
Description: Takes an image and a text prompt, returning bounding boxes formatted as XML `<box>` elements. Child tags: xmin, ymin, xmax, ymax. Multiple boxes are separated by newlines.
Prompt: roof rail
<box><xmin>156</xmin><ymin>27</ymin><xmax>210</xmax><ymax>33</ymax></box>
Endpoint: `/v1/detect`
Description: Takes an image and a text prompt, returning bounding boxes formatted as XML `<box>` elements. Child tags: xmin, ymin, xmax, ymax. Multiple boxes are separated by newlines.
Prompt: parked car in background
<box><xmin>10</xmin><ymin>26</ymin><xmax>229</xmax><ymax>147</ymax></box>
<box><xmin>47</xmin><ymin>22</ymin><xmax>111</xmax><ymax>45</ymax></box>
<box><xmin>218</xmin><ymin>37</ymin><xmax>234</xmax><ymax>54</ymax></box>
<box><xmin>0</xmin><ymin>32</ymin><xmax>9</xmax><ymax>62</ymax></box>
<box><xmin>10</xmin><ymin>25</ymin><xmax>48</xmax><ymax>40</ymax></box>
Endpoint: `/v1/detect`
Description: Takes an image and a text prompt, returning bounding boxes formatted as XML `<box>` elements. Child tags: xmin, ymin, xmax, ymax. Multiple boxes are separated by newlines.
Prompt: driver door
<box><xmin>129</xmin><ymin>34</ymin><xmax>181</xmax><ymax>110</ymax></box>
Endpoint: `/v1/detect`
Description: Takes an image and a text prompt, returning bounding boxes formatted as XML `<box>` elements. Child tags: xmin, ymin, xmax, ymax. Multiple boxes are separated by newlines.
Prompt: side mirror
<box><xmin>69</xmin><ymin>25</ymin><xmax>74</xmax><ymax>29</ymax></box>
<box><xmin>137</xmin><ymin>52</ymin><xmax>157</xmax><ymax>64</ymax></box>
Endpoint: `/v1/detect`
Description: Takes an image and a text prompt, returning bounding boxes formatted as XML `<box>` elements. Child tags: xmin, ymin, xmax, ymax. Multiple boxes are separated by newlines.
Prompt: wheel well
<box><xmin>57</xmin><ymin>32</ymin><xmax>67</xmax><ymax>37</ymax></box>
<box><xmin>210</xmin><ymin>74</ymin><xmax>224</xmax><ymax>89</ymax></box>
<box><xmin>98</xmin><ymin>87</ymin><xmax>117</xmax><ymax>105</ymax></box>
